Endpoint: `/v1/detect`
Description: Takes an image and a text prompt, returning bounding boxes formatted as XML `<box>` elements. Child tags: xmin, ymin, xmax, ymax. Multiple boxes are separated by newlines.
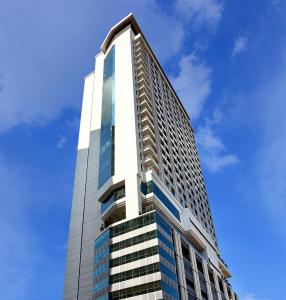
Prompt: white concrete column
<box><xmin>213</xmin><ymin>273</ymin><xmax>222</xmax><ymax>300</ymax></box>
<box><xmin>230</xmin><ymin>288</ymin><xmax>236</xmax><ymax>300</ymax></box>
<box><xmin>222</xmin><ymin>280</ymin><xmax>230</xmax><ymax>300</ymax></box>
<box><xmin>202</xmin><ymin>262</ymin><xmax>213</xmax><ymax>300</ymax></box>
<box><xmin>173</xmin><ymin>231</ymin><xmax>188</xmax><ymax>300</ymax></box>
<box><xmin>190</xmin><ymin>248</ymin><xmax>202</xmax><ymax>300</ymax></box>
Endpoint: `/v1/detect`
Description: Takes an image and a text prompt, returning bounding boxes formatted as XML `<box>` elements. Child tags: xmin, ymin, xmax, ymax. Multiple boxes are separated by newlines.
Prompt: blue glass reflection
<box><xmin>93</xmin><ymin>230</ymin><xmax>110</xmax><ymax>297</ymax></box>
<box><xmin>157</xmin><ymin>231</ymin><xmax>173</xmax><ymax>250</ymax></box>
<box><xmin>159</xmin><ymin>246</ymin><xmax>176</xmax><ymax>266</ymax></box>
<box><xmin>161</xmin><ymin>281</ymin><xmax>180</xmax><ymax>300</ymax></box>
<box><xmin>160</xmin><ymin>263</ymin><xmax>177</xmax><ymax>282</ymax></box>
<box><xmin>156</xmin><ymin>213</ymin><xmax>172</xmax><ymax>236</ymax></box>
<box><xmin>141</xmin><ymin>181</ymin><xmax>181</xmax><ymax>221</ymax></box>
<box><xmin>101</xmin><ymin>194</ymin><xmax>115</xmax><ymax>214</ymax></box>
<box><xmin>98</xmin><ymin>46</ymin><xmax>115</xmax><ymax>188</ymax></box>
<box><xmin>101</xmin><ymin>186</ymin><xmax>125</xmax><ymax>214</ymax></box>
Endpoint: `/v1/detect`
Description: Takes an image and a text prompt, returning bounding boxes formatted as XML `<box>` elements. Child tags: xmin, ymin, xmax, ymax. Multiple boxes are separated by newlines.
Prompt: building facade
<box><xmin>63</xmin><ymin>14</ymin><xmax>238</xmax><ymax>300</ymax></box>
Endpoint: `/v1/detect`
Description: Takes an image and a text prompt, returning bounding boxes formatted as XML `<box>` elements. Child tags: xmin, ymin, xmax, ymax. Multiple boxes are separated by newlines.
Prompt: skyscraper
<box><xmin>63</xmin><ymin>14</ymin><xmax>238</xmax><ymax>300</ymax></box>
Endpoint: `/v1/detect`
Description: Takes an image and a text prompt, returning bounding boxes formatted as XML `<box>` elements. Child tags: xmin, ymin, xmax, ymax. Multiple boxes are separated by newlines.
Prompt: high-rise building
<box><xmin>63</xmin><ymin>14</ymin><xmax>238</xmax><ymax>300</ymax></box>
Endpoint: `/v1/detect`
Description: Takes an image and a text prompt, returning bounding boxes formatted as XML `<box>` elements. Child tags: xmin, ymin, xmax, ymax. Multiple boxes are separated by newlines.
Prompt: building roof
<box><xmin>101</xmin><ymin>13</ymin><xmax>140</xmax><ymax>52</ymax></box>
<box><xmin>100</xmin><ymin>13</ymin><xmax>191</xmax><ymax>121</ymax></box>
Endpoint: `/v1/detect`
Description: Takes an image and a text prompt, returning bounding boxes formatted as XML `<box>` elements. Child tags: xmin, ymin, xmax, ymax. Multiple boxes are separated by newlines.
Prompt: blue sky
<box><xmin>0</xmin><ymin>0</ymin><xmax>285</xmax><ymax>299</ymax></box>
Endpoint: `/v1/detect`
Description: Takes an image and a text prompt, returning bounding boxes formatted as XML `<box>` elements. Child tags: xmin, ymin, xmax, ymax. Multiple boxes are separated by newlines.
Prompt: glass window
<box><xmin>161</xmin><ymin>280</ymin><xmax>180</xmax><ymax>300</ymax></box>
<box><xmin>110</xmin><ymin>230</ymin><xmax>157</xmax><ymax>252</ymax></box>
<box><xmin>141</xmin><ymin>181</ymin><xmax>180</xmax><ymax>221</ymax></box>
<box><xmin>93</xmin><ymin>230</ymin><xmax>110</xmax><ymax>298</ymax></box>
<box><xmin>110</xmin><ymin>281</ymin><xmax>161</xmax><ymax>300</ymax></box>
<box><xmin>110</xmin><ymin>263</ymin><xmax>160</xmax><ymax>284</ymax></box>
<box><xmin>110</xmin><ymin>246</ymin><xmax>158</xmax><ymax>268</ymax></box>
<box><xmin>98</xmin><ymin>46</ymin><xmax>115</xmax><ymax>188</ymax></box>
<box><xmin>110</xmin><ymin>212</ymin><xmax>156</xmax><ymax>238</ymax></box>
<box><xmin>160</xmin><ymin>263</ymin><xmax>177</xmax><ymax>282</ymax></box>
<box><xmin>101</xmin><ymin>186</ymin><xmax>125</xmax><ymax>213</ymax></box>
<box><xmin>158</xmin><ymin>246</ymin><xmax>176</xmax><ymax>266</ymax></box>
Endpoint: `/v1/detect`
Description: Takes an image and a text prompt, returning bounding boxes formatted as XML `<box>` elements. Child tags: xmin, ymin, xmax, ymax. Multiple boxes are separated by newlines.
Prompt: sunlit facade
<box><xmin>63</xmin><ymin>14</ymin><xmax>238</xmax><ymax>300</ymax></box>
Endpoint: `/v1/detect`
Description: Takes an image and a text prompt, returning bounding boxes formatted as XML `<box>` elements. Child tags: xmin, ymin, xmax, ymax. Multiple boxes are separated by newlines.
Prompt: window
<box><xmin>110</xmin><ymin>230</ymin><xmax>157</xmax><ymax>252</ymax></box>
<box><xmin>110</xmin><ymin>212</ymin><xmax>156</xmax><ymax>237</ymax></box>
<box><xmin>110</xmin><ymin>246</ymin><xmax>158</xmax><ymax>267</ymax></box>
<box><xmin>100</xmin><ymin>186</ymin><xmax>125</xmax><ymax>213</ymax></box>
<box><xmin>98</xmin><ymin>46</ymin><xmax>116</xmax><ymax>188</ymax></box>
<box><xmin>93</xmin><ymin>230</ymin><xmax>110</xmax><ymax>298</ymax></box>
<box><xmin>181</xmin><ymin>240</ymin><xmax>190</xmax><ymax>261</ymax></box>
<box><xmin>141</xmin><ymin>181</ymin><xmax>180</xmax><ymax>221</ymax></box>
<box><xmin>110</xmin><ymin>281</ymin><xmax>161</xmax><ymax>300</ymax></box>
<box><xmin>110</xmin><ymin>263</ymin><xmax>160</xmax><ymax>284</ymax></box>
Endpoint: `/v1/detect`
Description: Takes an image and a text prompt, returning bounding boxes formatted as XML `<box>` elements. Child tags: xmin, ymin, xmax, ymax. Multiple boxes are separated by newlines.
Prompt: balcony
<box><xmin>138</xmin><ymin>85</ymin><xmax>151</xmax><ymax>99</ymax></box>
<box><xmin>141</xmin><ymin>124</ymin><xmax>155</xmax><ymax>138</ymax></box>
<box><xmin>144</xmin><ymin>155</ymin><xmax>160</xmax><ymax>174</ymax></box>
<box><xmin>135</xmin><ymin>56</ymin><xmax>148</xmax><ymax>69</ymax></box>
<box><xmin>136</xmin><ymin>50</ymin><xmax>147</xmax><ymax>62</ymax></box>
<box><xmin>141</xmin><ymin>115</ymin><xmax>154</xmax><ymax>129</ymax></box>
<box><xmin>134</xmin><ymin>43</ymin><xmax>143</xmax><ymax>53</ymax></box>
<box><xmin>144</xmin><ymin>154</ymin><xmax>159</xmax><ymax>165</ymax></box>
<box><xmin>137</xmin><ymin>82</ymin><xmax>151</xmax><ymax>99</ymax></box>
<box><xmin>143</xmin><ymin>145</ymin><xmax>157</xmax><ymax>157</ymax></box>
<box><xmin>140</xmin><ymin>107</ymin><xmax>153</xmax><ymax>120</ymax></box>
<box><xmin>137</xmin><ymin>89</ymin><xmax>152</xmax><ymax>111</ymax></box>
<box><xmin>139</xmin><ymin>97</ymin><xmax>153</xmax><ymax>112</ymax></box>
<box><xmin>104</xmin><ymin>205</ymin><xmax>126</xmax><ymax>227</ymax></box>
<box><xmin>136</xmin><ymin>61</ymin><xmax>149</xmax><ymax>75</ymax></box>
<box><xmin>100</xmin><ymin>186</ymin><xmax>125</xmax><ymax>215</ymax></box>
<box><xmin>137</xmin><ymin>69</ymin><xmax>149</xmax><ymax>83</ymax></box>
<box><xmin>137</xmin><ymin>75</ymin><xmax>150</xmax><ymax>88</ymax></box>
<box><xmin>142</xmin><ymin>134</ymin><xmax>157</xmax><ymax>150</ymax></box>
<box><xmin>145</xmin><ymin>166</ymin><xmax>160</xmax><ymax>177</ymax></box>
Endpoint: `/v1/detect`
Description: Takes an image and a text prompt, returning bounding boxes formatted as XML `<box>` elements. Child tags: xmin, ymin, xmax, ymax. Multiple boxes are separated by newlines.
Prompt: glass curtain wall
<box><xmin>98</xmin><ymin>46</ymin><xmax>115</xmax><ymax>188</ymax></box>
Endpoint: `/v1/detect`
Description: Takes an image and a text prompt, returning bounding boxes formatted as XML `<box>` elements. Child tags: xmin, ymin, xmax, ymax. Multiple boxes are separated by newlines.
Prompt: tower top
<box><xmin>101</xmin><ymin>13</ymin><xmax>141</xmax><ymax>52</ymax></box>
<box><xmin>100</xmin><ymin>13</ymin><xmax>191</xmax><ymax>120</ymax></box>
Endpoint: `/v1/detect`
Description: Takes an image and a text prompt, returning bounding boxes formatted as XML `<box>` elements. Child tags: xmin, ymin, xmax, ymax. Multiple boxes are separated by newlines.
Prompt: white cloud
<box><xmin>0</xmin><ymin>0</ymin><xmax>228</xmax><ymax>134</ymax></box>
<box><xmin>176</xmin><ymin>0</ymin><xmax>223</xmax><ymax>28</ymax></box>
<box><xmin>0</xmin><ymin>0</ymin><xmax>227</xmax><ymax>134</ymax></box>
<box><xmin>254</xmin><ymin>67</ymin><xmax>286</xmax><ymax>230</ymax></box>
<box><xmin>171</xmin><ymin>54</ymin><xmax>212</xmax><ymax>119</ymax></box>
<box><xmin>56</xmin><ymin>115</ymin><xmax>79</xmax><ymax>148</ymax></box>
<box><xmin>0</xmin><ymin>0</ymin><xmax>184</xmax><ymax>133</ymax></box>
<box><xmin>242</xmin><ymin>294</ymin><xmax>256</xmax><ymax>300</ymax></box>
<box><xmin>224</xmin><ymin>41</ymin><xmax>286</xmax><ymax>237</ymax></box>
<box><xmin>241</xmin><ymin>293</ymin><xmax>270</xmax><ymax>300</ymax></box>
<box><xmin>138</xmin><ymin>1</ymin><xmax>184</xmax><ymax>63</ymax></box>
<box><xmin>57</xmin><ymin>135</ymin><xmax>67</xmax><ymax>148</ymax></box>
<box><xmin>196</xmin><ymin>118</ymin><xmax>239</xmax><ymax>172</ymax></box>
<box><xmin>203</xmin><ymin>153</ymin><xmax>239</xmax><ymax>172</ymax></box>
<box><xmin>231</xmin><ymin>36</ymin><xmax>248</xmax><ymax>57</ymax></box>
<box><xmin>197</xmin><ymin>126</ymin><xmax>224</xmax><ymax>151</ymax></box>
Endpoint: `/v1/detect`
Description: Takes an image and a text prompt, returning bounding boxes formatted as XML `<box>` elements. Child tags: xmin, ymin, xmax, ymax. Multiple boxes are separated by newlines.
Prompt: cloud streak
<box><xmin>241</xmin><ymin>293</ymin><xmax>270</xmax><ymax>300</ymax></box>
<box><xmin>0</xmin><ymin>0</ymin><xmax>185</xmax><ymax>134</ymax></box>
<box><xmin>171</xmin><ymin>54</ymin><xmax>212</xmax><ymax>119</ymax></box>
<box><xmin>0</xmin><ymin>0</ymin><xmax>225</xmax><ymax>134</ymax></box>
<box><xmin>176</xmin><ymin>0</ymin><xmax>223</xmax><ymax>28</ymax></box>
<box><xmin>196</xmin><ymin>123</ymin><xmax>239</xmax><ymax>172</ymax></box>
<box><xmin>231</xmin><ymin>36</ymin><xmax>248</xmax><ymax>57</ymax></box>
<box><xmin>253</xmin><ymin>66</ymin><xmax>286</xmax><ymax>232</ymax></box>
